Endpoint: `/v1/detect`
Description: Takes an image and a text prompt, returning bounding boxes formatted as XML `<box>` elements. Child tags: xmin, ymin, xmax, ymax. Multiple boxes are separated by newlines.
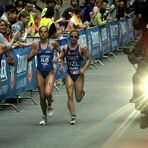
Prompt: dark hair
<box><xmin>46</xmin><ymin>0</ymin><xmax>57</xmax><ymax>5</ymax></box>
<box><xmin>5</xmin><ymin>4</ymin><xmax>16</xmax><ymax>13</ymax></box>
<box><xmin>15</xmin><ymin>0</ymin><xmax>25</xmax><ymax>7</ymax></box>
<box><xmin>18</xmin><ymin>10</ymin><xmax>29</xmax><ymax>20</ymax></box>
<box><xmin>74</xmin><ymin>6</ymin><xmax>81</xmax><ymax>15</ymax></box>
<box><xmin>25</xmin><ymin>0</ymin><xmax>34</xmax><ymax>5</ymax></box>
<box><xmin>45</xmin><ymin>7</ymin><xmax>55</xmax><ymax>18</ymax></box>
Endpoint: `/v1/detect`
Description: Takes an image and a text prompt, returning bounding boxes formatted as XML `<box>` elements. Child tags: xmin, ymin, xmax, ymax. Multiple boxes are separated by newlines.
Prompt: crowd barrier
<box><xmin>0</xmin><ymin>46</ymin><xmax>36</xmax><ymax>100</ymax></box>
<box><xmin>0</xmin><ymin>12</ymin><xmax>135</xmax><ymax>100</ymax></box>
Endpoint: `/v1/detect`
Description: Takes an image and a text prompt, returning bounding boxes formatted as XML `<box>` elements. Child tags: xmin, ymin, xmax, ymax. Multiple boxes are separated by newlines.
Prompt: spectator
<box><xmin>1</xmin><ymin>4</ymin><xmax>17</xmax><ymax>24</ymax></box>
<box><xmin>83</xmin><ymin>0</ymin><xmax>95</xmax><ymax>22</ymax></box>
<box><xmin>39</xmin><ymin>6</ymin><xmax>57</xmax><ymax>38</ymax></box>
<box><xmin>108</xmin><ymin>0</ymin><xmax>119</xmax><ymax>21</ymax></box>
<box><xmin>116</xmin><ymin>0</ymin><xmax>127</xmax><ymax>20</ymax></box>
<box><xmin>18</xmin><ymin>0</ymin><xmax>36</xmax><ymax>36</ymax></box>
<box><xmin>41</xmin><ymin>0</ymin><xmax>60</xmax><ymax>21</ymax></box>
<box><xmin>66</xmin><ymin>6</ymin><xmax>86</xmax><ymax>31</ymax></box>
<box><xmin>0</xmin><ymin>19</ymin><xmax>19</xmax><ymax>49</ymax></box>
<box><xmin>12</xmin><ymin>10</ymin><xmax>31</xmax><ymax>42</ymax></box>
<box><xmin>56</xmin><ymin>0</ymin><xmax>78</xmax><ymax>29</ymax></box>
<box><xmin>91</xmin><ymin>1</ymin><xmax>109</xmax><ymax>27</ymax></box>
<box><xmin>15</xmin><ymin>0</ymin><xmax>25</xmax><ymax>15</ymax></box>
<box><xmin>90</xmin><ymin>6</ymin><xmax>99</xmax><ymax>26</ymax></box>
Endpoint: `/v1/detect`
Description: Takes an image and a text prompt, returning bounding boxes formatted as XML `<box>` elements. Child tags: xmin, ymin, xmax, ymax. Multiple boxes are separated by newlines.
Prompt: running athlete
<box><xmin>27</xmin><ymin>26</ymin><xmax>63</xmax><ymax>125</ymax></box>
<box><xmin>63</xmin><ymin>30</ymin><xmax>91</xmax><ymax>125</ymax></box>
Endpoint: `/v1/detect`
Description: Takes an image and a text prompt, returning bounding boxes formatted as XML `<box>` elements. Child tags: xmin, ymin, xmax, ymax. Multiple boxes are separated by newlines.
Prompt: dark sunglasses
<box><xmin>70</xmin><ymin>35</ymin><xmax>79</xmax><ymax>39</ymax></box>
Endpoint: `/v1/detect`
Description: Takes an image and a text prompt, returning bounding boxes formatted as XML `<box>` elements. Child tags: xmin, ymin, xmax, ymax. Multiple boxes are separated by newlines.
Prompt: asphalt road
<box><xmin>1</xmin><ymin>51</ymin><xmax>148</xmax><ymax>148</ymax></box>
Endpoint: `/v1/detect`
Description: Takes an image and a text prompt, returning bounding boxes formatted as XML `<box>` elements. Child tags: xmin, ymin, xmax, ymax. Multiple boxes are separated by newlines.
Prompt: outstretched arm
<box><xmin>27</xmin><ymin>42</ymin><xmax>38</xmax><ymax>62</ymax></box>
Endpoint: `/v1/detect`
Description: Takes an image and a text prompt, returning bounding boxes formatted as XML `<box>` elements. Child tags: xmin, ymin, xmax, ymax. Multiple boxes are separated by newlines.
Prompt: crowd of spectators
<box><xmin>0</xmin><ymin>0</ymin><xmax>137</xmax><ymax>50</ymax></box>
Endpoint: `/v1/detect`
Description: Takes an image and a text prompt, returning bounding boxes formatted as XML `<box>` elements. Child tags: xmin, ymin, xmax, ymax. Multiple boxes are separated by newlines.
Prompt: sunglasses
<box><xmin>70</xmin><ymin>35</ymin><xmax>79</xmax><ymax>39</ymax></box>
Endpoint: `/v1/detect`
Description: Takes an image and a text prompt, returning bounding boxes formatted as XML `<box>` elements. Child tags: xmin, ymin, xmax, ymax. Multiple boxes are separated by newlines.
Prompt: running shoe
<box><xmin>48</xmin><ymin>106</ymin><xmax>54</xmax><ymax>117</ymax></box>
<box><xmin>39</xmin><ymin>116</ymin><xmax>47</xmax><ymax>125</ymax></box>
<box><xmin>70</xmin><ymin>115</ymin><xmax>76</xmax><ymax>125</ymax></box>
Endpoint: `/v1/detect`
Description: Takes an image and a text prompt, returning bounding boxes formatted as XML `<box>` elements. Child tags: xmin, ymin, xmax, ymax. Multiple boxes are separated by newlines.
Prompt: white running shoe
<box><xmin>39</xmin><ymin>116</ymin><xmax>47</xmax><ymax>125</ymax></box>
<box><xmin>70</xmin><ymin>115</ymin><xmax>76</xmax><ymax>125</ymax></box>
<box><xmin>48</xmin><ymin>106</ymin><xmax>54</xmax><ymax>117</ymax></box>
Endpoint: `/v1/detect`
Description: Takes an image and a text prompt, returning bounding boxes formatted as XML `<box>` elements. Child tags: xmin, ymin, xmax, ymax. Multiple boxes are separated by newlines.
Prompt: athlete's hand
<box><xmin>60</xmin><ymin>65</ymin><xmax>64</xmax><ymax>71</ymax></box>
<box><xmin>52</xmin><ymin>57</ymin><xmax>59</xmax><ymax>64</ymax></box>
<box><xmin>79</xmin><ymin>68</ymin><xmax>85</xmax><ymax>75</ymax></box>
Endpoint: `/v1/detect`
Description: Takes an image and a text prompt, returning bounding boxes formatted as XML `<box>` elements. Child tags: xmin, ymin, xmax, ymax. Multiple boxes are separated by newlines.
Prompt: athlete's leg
<box><xmin>45</xmin><ymin>71</ymin><xmax>54</xmax><ymax>106</ymax></box>
<box><xmin>65</xmin><ymin>74</ymin><xmax>75</xmax><ymax>116</ymax></box>
<box><xmin>75</xmin><ymin>74</ymin><xmax>84</xmax><ymax>103</ymax></box>
<box><xmin>36</xmin><ymin>70</ymin><xmax>47</xmax><ymax>117</ymax></box>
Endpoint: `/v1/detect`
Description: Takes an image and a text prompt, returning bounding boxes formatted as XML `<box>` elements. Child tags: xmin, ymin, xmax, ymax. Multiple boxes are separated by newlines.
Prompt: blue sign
<box><xmin>87</xmin><ymin>26</ymin><xmax>101</xmax><ymax>60</ymax></box>
<box><xmin>118</xmin><ymin>18</ymin><xmax>128</xmax><ymax>47</ymax></box>
<box><xmin>0</xmin><ymin>47</ymin><xmax>36</xmax><ymax>100</ymax></box>
<box><xmin>108</xmin><ymin>21</ymin><xmax>119</xmax><ymax>52</ymax></box>
<box><xmin>100</xmin><ymin>25</ymin><xmax>111</xmax><ymax>55</ymax></box>
<box><xmin>78</xmin><ymin>29</ymin><xmax>88</xmax><ymax>48</ymax></box>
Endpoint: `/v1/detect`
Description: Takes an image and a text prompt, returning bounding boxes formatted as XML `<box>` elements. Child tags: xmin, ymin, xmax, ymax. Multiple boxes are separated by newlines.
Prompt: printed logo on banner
<box><xmin>120</xmin><ymin>22</ymin><xmax>127</xmax><ymax>34</ymax></box>
<box><xmin>110</xmin><ymin>25</ymin><xmax>118</xmax><ymax>37</ymax></box>
<box><xmin>16</xmin><ymin>54</ymin><xmax>27</xmax><ymax>76</ymax></box>
<box><xmin>28</xmin><ymin>61</ymin><xmax>33</xmax><ymax>82</ymax></box>
<box><xmin>88</xmin><ymin>33</ymin><xmax>91</xmax><ymax>51</ymax></box>
<box><xmin>101</xmin><ymin>28</ymin><xmax>107</xmax><ymax>42</ymax></box>
<box><xmin>1</xmin><ymin>59</ymin><xmax>7</xmax><ymax>81</ymax></box>
<box><xmin>91</xmin><ymin>31</ymin><xmax>99</xmax><ymax>45</ymax></box>
<box><xmin>16</xmin><ymin>54</ymin><xmax>28</xmax><ymax>89</ymax></box>
<box><xmin>0</xmin><ymin>59</ymin><xmax>8</xmax><ymax>96</ymax></box>
<box><xmin>78</xmin><ymin>34</ymin><xmax>87</xmax><ymax>47</ymax></box>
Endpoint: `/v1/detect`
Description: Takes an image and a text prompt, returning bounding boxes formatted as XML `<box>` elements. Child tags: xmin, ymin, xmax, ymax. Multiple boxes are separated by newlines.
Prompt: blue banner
<box><xmin>87</xmin><ymin>26</ymin><xmax>101</xmax><ymax>60</ymax></box>
<box><xmin>78</xmin><ymin>29</ymin><xmax>88</xmax><ymax>48</ymax></box>
<box><xmin>118</xmin><ymin>18</ymin><xmax>128</xmax><ymax>47</ymax></box>
<box><xmin>108</xmin><ymin>21</ymin><xmax>119</xmax><ymax>52</ymax></box>
<box><xmin>0</xmin><ymin>47</ymin><xmax>36</xmax><ymax>100</ymax></box>
<box><xmin>100</xmin><ymin>25</ymin><xmax>111</xmax><ymax>55</ymax></box>
<box><xmin>127</xmin><ymin>13</ymin><xmax>135</xmax><ymax>42</ymax></box>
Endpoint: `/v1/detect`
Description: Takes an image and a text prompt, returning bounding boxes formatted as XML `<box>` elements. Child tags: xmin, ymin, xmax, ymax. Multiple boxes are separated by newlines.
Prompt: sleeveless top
<box><xmin>37</xmin><ymin>41</ymin><xmax>54</xmax><ymax>73</ymax></box>
<box><xmin>65</xmin><ymin>45</ymin><xmax>83</xmax><ymax>75</ymax></box>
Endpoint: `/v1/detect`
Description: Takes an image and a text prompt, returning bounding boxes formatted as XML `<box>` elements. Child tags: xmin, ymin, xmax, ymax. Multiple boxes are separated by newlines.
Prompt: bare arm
<box><xmin>27</xmin><ymin>42</ymin><xmax>38</xmax><ymax>62</ymax></box>
<box><xmin>79</xmin><ymin>46</ymin><xmax>91</xmax><ymax>75</ymax></box>
<box><xmin>52</xmin><ymin>42</ymin><xmax>64</xmax><ymax>64</ymax></box>
<box><xmin>22</xmin><ymin>28</ymin><xmax>32</xmax><ymax>42</ymax></box>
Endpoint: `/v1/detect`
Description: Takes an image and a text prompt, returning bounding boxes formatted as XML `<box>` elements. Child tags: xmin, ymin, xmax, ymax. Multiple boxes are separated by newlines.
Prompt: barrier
<box><xmin>118</xmin><ymin>19</ymin><xmax>129</xmax><ymax>48</ymax></box>
<box><xmin>0</xmin><ymin>46</ymin><xmax>36</xmax><ymax>100</ymax></box>
<box><xmin>127</xmin><ymin>13</ymin><xmax>135</xmax><ymax>42</ymax></box>
<box><xmin>108</xmin><ymin>21</ymin><xmax>119</xmax><ymax>52</ymax></box>
<box><xmin>0</xmin><ymin>14</ymin><xmax>135</xmax><ymax>103</ymax></box>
